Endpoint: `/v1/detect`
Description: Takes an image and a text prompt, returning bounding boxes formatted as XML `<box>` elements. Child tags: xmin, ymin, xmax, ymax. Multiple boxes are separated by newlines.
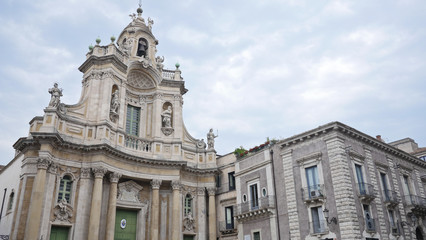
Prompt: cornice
<box><xmin>78</xmin><ymin>55</ymin><xmax>128</xmax><ymax>74</ymax></box>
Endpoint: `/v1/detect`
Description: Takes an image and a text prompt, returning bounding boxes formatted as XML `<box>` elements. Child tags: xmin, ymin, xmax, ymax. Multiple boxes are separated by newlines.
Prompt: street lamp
<box><xmin>323</xmin><ymin>208</ymin><xmax>338</xmax><ymax>225</ymax></box>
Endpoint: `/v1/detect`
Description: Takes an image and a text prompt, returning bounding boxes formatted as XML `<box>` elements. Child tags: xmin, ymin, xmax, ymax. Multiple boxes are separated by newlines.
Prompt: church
<box><xmin>1</xmin><ymin>4</ymin><xmax>426</xmax><ymax>240</ymax></box>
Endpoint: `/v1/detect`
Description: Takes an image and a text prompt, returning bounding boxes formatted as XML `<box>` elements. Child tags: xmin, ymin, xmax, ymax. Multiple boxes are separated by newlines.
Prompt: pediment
<box><xmin>117</xmin><ymin>180</ymin><xmax>143</xmax><ymax>203</ymax></box>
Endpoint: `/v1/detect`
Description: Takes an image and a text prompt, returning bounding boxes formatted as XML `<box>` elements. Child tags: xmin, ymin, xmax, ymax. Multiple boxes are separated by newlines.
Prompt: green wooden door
<box><xmin>50</xmin><ymin>226</ymin><xmax>69</xmax><ymax>240</ymax></box>
<box><xmin>114</xmin><ymin>209</ymin><xmax>137</xmax><ymax>240</ymax></box>
<box><xmin>183</xmin><ymin>235</ymin><xmax>194</xmax><ymax>240</ymax></box>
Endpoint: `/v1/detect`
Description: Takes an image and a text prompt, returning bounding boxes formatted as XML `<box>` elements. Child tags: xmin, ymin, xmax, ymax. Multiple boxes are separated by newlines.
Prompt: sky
<box><xmin>0</xmin><ymin>0</ymin><xmax>426</xmax><ymax>165</ymax></box>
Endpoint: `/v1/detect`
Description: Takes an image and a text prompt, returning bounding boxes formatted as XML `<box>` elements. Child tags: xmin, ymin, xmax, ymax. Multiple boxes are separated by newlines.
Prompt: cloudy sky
<box><xmin>0</xmin><ymin>0</ymin><xmax>425</xmax><ymax>165</ymax></box>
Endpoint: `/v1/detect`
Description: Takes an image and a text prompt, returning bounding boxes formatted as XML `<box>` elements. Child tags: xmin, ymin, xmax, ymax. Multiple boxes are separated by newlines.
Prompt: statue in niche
<box><xmin>137</xmin><ymin>38</ymin><xmax>148</xmax><ymax>57</ymax></box>
<box><xmin>48</xmin><ymin>83</ymin><xmax>63</xmax><ymax>108</ymax></box>
<box><xmin>183</xmin><ymin>211</ymin><xmax>195</xmax><ymax>232</ymax></box>
<box><xmin>207</xmin><ymin>128</ymin><xmax>218</xmax><ymax>149</ymax></box>
<box><xmin>121</xmin><ymin>38</ymin><xmax>134</xmax><ymax>56</ymax></box>
<box><xmin>161</xmin><ymin>106</ymin><xmax>172</xmax><ymax>128</ymax></box>
<box><xmin>110</xmin><ymin>89</ymin><xmax>120</xmax><ymax>114</ymax></box>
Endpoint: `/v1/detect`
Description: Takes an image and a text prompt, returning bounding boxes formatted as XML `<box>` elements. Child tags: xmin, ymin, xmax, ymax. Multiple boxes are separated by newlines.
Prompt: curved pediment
<box><xmin>127</xmin><ymin>69</ymin><xmax>156</xmax><ymax>90</ymax></box>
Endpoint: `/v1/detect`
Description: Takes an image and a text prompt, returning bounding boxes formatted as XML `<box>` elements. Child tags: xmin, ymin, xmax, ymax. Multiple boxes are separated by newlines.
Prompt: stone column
<box><xmin>87</xmin><ymin>167</ymin><xmax>107</xmax><ymax>240</ymax></box>
<box><xmin>105</xmin><ymin>172</ymin><xmax>122</xmax><ymax>240</ymax></box>
<box><xmin>150</xmin><ymin>179</ymin><xmax>162</xmax><ymax>240</ymax></box>
<box><xmin>74</xmin><ymin>168</ymin><xmax>92</xmax><ymax>239</ymax></box>
<box><xmin>197</xmin><ymin>187</ymin><xmax>206</xmax><ymax>240</ymax></box>
<box><xmin>24</xmin><ymin>158</ymin><xmax>51</xmax><ymax>240</ymax></box>
<box><xmin>207</xmin><ymin>187</ymin><xmax>217</xmax><ymax>240</ymax></box>
<box><xmin>171</xmin><ymin>180</ymin><xmax>181</xmax><ymax>240</ymax></box>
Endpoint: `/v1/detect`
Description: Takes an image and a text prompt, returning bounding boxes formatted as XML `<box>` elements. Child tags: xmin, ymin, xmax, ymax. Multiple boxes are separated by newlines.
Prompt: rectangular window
<box><xmin>355</xmin><ymin>164</ymin><xmax>366</xmax><ymax>194</ymax></box>
<box><xmin>388</xmin><ymin>210</ymin><xmax>395</xmax><ymax>228</ymax></box>
<box><xmin>216</xmin><ymin>175</ymin><xmax>220</xmax><ymax>188</ymax></box>
<box><xmin>228</xmin><ymin>172</ymin><xmax>235</xmax><ymax>191</ymax></box>
<box><xmin>253</xmin><ymin>231</ymin><xmax>261</xmax><ymax>240</ymax></box>
<box><xmin>380</xmin><ymin>173</ymin><xmax>389</xmax><ymax>201</ymax></box>
<box><xmin>311</xmin><ymin>206</ymin><xmax>325</xmax><ymax>233</ymax></box>
<box><xmin>306</xmin><ymin>166</ymin><xmax>319</xmax><ymax>198</ymax></box>
<box><xmin>364</xmin><ymin>204</ymin><xmax>375</xmax><ymax>231</ymax></box>
<box><xmin>403</xmin><ymin>175</ymin><xmax>411</xmax><ymax>195</ymax></box>
<box><xmin>58</xmin><ymin>176</ymin><xmax>72</xmax><ymax>203</ymax></box>
<box><xmin>126</xmin><ymin>105</ymin><xmax>140</xmax><ymax>136</ymax></box>
<box><xmin>249</xmin><ymin>183</ymin><xmax>259</xmax><ymax>210</ymax></box>
<box><xmin>225</xmin><ymin>206</ymin><xmax>234</xmax><ymax>229</ymax></box>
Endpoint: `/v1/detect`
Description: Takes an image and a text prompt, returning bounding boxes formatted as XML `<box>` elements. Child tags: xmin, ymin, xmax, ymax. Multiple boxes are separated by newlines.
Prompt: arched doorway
<box><xmin>416</xmin><ymin>226</ymin><xmax>424</xmax><ymax>240</ymax></box>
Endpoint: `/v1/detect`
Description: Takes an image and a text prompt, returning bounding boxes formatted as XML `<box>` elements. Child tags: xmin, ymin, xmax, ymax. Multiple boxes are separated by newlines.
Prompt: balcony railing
<box><xmin>310</xmin><ymin>220</ymin><xmax>327</xmax><ymax>235</ymax></box>
<box><xmin>124</xmin><ymin>135</ymin><xmax>151</xmax><ymax>152</ymax></box>
<box><xmin>403</xmin><ymin>194</ymin><xmax>426</xmax><ymax>208</ymax></box>
<box><xmin>383</xmin><ymin>189</ymin><xmax>398</xmax><ymax>205</ymax></box>
<box><xmin>234</xmin><ymin>196</ymin><xmax>275</xmax><ymax>216</ymax></box>
<box><xmin>217</xmin><ymin>182</ymin><xmax>236</xmax><ymax>194</ymax></box>
<box><xmin>219</xmin><ymin>221</ymin><xmax>236</xmax><ymax>233</ymax></box>
<box><xmin>302</xmin><ymin>184</ymin><xmax>325</xmax><ymax>202</ymax></box>
<box><xmin>356</xmin><ymin>182</ymin><xmax>376</xmax><ymax>200</ymax></box>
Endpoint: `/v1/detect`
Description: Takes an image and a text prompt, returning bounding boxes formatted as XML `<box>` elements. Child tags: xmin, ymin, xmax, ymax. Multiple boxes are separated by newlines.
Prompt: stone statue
<box><xmin>121</xmin><ymin>38</ymin><xmax>133</xmax><ymax>56</ymax></box>
<box><xmin>110</xmin><ymin>89</ymin><xmax>120</xmax><ymax>114</ymax></box>
<box><xmin>207</xmin><ymin>128</ymin><xmax>218</xmax><ymax>149</ymax></box>
<box><xmin>48</xmin><ymin>83</ymin><xmax>63</xmax><ymax>108</ymax></box>
<box><xmin>161</xmin><ymin>106</ymin><xmax>172</xmax><ymax>128</ymax></box>
<box><xmin>59</xmin><ymin>198</ymin><xmax>67</xmax><ymax>213</ymax></box>
<box><xmin>183</xmin><ymin>212</ymin><xmax>195</xmax><ymax>231</ymax></box>
<box><xmin>155</xmin><ymin>56</ymin><xmax>164</xmax><ymax>71</ymax></box>
<box><xmin>148</xmin><ymin>17</ymin><xmax>154</xmax><ymax>31</ymax></box>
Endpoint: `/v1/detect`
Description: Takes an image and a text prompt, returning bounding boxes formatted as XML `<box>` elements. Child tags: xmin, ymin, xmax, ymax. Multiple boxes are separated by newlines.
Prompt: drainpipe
<box><xmin>270</xmin><ymin>148</ymin><xmax>281</xmax><ymax>240</ymax></box>
<box><xmin>0</xmin><ymin>188</ymin><xmax>6</xmax><ymax>223</ymax></box>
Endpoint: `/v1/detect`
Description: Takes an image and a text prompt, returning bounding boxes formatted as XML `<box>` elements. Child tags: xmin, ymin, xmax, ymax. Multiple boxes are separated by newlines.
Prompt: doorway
<box><xmin>50</xmin><ymin>226</ymin><xmax>69</xmax><ymax>240</ymax></box>
<box><xmin>114</xmin><ymin>209</ymin><xmax>137</xmax><ymax>240</ymax></box>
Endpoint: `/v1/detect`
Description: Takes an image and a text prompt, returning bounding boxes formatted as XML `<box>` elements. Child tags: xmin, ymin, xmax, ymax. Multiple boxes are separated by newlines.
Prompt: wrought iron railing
<box><xmin>219</xmin><ymin>221</ymin><xmax>236</xmax><ymax>232</ymax></box>
<box><xmin>302</xmin><ymin>184</ymin><xmax>325</xmax><ymax>201</ymax></box>
<box><xmin>124</xmin><ymin>135</ymin><xmax>151</xmax><ymax>152</ymax></box>
<box><xmin>356</xmin><ymin>182</ymin><xmax>376</xmax><ymax>198</ymax></box>
<box><xmin>234</xmin><ymin>196</ymin><xmax>275</xmax><ymax>215</ymax></box>
<box><xmin>310</xmin><ymin>220</ymin><xmax>327</xmax><ymax>234</ymax></box>
<box><xmin>382</xmin><ymin>189</ymin><xmax>398</xmax><ymax>204</ymax></box>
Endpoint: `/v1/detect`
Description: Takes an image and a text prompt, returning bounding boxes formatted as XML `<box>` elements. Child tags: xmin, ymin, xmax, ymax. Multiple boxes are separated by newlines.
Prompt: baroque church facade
<box><xmin>1</xmin><ymin>6</ymin><xmax>220</xmax><ymax>240</ymax></box>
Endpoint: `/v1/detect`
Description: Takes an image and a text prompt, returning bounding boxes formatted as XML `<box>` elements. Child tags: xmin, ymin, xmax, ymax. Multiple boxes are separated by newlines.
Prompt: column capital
<box><xmin>109</xmin><ymin>172</ymin><xmax>122</xmax><ymax>183</ymax></box>
<box><xmin>171</xmin><ymin>180</ymin><xmax>181</xmax><ymax>190</ymax></box>
<box><xmin>151</xmin><ymin>179</ymin><xmax>162</xmax><ymax>190</ymax></box>
<box><xmin>92</xmin><ymin>167</ymin><xmax>107</xmax><ymax>179</ymax></box>
<box><xmin>48</xmin><ymin>162</ymin><xmax>58</xmax><ymax>174</ymax></box>
<box><xmin>206</xmin><ymin>187</ymin><xmax>216</xmax><ymax>196</ymax></box>
<box><xmin>197</xmin><ymin>187</ymin><xmax>205</xmax><ymax>196</ymax></box>
<box><xmin>37</xmin><ymin>157</ymin><xmax>51</xmax><ymax>170</ymax></box>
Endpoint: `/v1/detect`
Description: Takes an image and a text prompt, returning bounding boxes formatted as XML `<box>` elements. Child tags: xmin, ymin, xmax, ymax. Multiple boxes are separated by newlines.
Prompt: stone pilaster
<box><xmin>24</xmin><ymin>157</ymin><xmax>51</xmax><ymax>240</ymax></box>
<box><xmin>415</xmin><ymin>168</ymin><xmax>425</xmax><ymax>198</ymax></box>
<box><xmin>197</xmin><ymin>187</ymin><xmax>206</xmax><ymax>240</ymax></box>
<box><xmin>105</xmin><ymin>172</ymin><xmax>122</xmax><ymax>240</ymax></box>
<box><xmin>88</xmin><ymin>167</ymin><xmax>107</xmax><ymax>240</ymax></box>
<box><xmin>171</xmin><ymin>180</ymin><xmax>181</xmax><ymax>240</ymax></box>
<box><xmin>281</xmin><ymin>149</ymin><xmax>300</xmax><ymax>239</ymax></box>
<box><xmin>207</xmin><ymin>187</ymin><xmax>216</xmax><ymax>240</ymax></box>
<box><xmin>365</xmin><ymin>147</ymin><xmax>388</xmax><ymax>240</ymax></box>
<box><xmin>74</xmin><ymin>168</ymin><xmax>92</xmax><ymax>239</ymax></box>
<box><xmin>325</xmin><ymin>134</ymin><xmax>361</xmax><ymax>239</ymax></box>
<box><xmin>150</xmin><ymin>179</ymin><xmax>162</xmax><ymax>240</ymax></box>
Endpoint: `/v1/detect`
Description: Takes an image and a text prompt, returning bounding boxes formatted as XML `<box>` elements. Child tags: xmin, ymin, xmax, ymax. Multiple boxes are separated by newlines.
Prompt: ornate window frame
<box><xmin>296</xmin><ymin>152</ymin><xmax>324</xmax><ymax>190</ymax></box>
<box><xmin>55</xmin><ymin>172</ymin><xmax>77</xmax><ymax>207</ymax></box>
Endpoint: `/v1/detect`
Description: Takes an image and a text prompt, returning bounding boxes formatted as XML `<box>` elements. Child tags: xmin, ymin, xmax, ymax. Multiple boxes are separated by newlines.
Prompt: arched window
<box><xmin>58</xmin><ymin>175</ymin><xmax>72</xmax><ymax>203</ymax></box>
<box><xmin>184</xmin><ymin>194</ymin><xmax>193</xmax><ymax>216</ymax></box>
<box><xmin>7</xmin><ymin>190</ymin><xmax>14</xmax><ymax>211</ymax></box>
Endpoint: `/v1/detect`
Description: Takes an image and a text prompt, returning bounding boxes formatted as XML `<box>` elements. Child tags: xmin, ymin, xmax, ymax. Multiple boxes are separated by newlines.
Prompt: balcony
<box><xmin>219</xmin><ymin>221</ymin><xmax>237</xmax><ymax>235</ymax></box>
<box><xmin>356</xmin><ymin>182</ymin><xmax>376</xmax><ymax>202</ymax></box>
<box><xmin>382</xmin><ymin>189</ymin><xmax>399</xmax><ymax>207</ymax></box>
<box><xmin>234</xmin><ymin>196</ymin><xmax>275</xmax><ymax>221</ymax></box>
<box><xmin>302</xmin><ymin>184</ymin><xmax>325</xmax><ymax>204</ymax></box>
<box><xmin>403</xmin><ymin>195</ymin><xmax>426</xmax><ymax>215</ymax></box>
<box><xmin>310</xmin><ymin>220</ymin><xmax>327</xmax><ymax>235</ymax></box>
<box><xmin>217</xmin><ymin>182</ymin><xmax>236</xmax><ymax>194</ymax></box>
<box><xmin>124</xmin><ymin>135</ymin><xmax>151</xmax><ymax>152</ymax></box>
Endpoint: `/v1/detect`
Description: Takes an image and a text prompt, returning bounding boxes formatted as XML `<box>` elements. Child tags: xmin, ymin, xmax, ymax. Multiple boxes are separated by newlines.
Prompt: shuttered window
<box><xmin>126</xmin><ymin>105</ymin><xmax>140</xmax><ymax>136</ymax></box>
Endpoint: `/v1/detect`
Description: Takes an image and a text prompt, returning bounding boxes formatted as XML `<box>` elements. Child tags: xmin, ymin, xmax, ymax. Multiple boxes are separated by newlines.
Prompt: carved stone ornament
<box><xmin>150</xmin><ymin>179</ymin><xmax>162</xmax><ymax>190</ymax></box>
<box><xmin>80</xmin><ymin>168</ymin><xmax>91</xmax><ymax>179</ymax></box>
<box><xmin>155</xmin><ymin>56</ymin><xmax>164</xmax><ymax>71</ymax></box>
<box><xmin>48</xmin><ymin>162</ymin><xmax>58</xmax><ymax>174</ymax></box>
<box><xmin>171</xmin><ymin>180</ymin><xmax>181</xmax><ymax>191</ymax></box>
<box><xmin>54</xmin><ymin>198</ymin><xmax>73</xmax><ymax>222</ymax></box>
<box><xmin>118</xmin><ymin>180</ymin><xmax>143</xmax><ymax>203</ymax></box>
<box><xmin>109</xmin><ymin>172</ymin><xmax>122</xmax><ymax>183</ymax></box>
<box><xmin>207</xmin><ymin>187</ymin><xmax>216</xmax><ymax>196</ymax></box>
<box><xmin>37</xmin><ymin>158</ymin><xmax>51</xmax><ymax>170</ymax></box>
<box><xmin>161</xmin><ymin>127</ymin><xmax>174</xmax><ymax>136</ymax></box>
<box><xmin>196</xmin><ymin>139</ymin><xmax>206</xmax><ymax>150</ymax></box>
<box><xmin>138</xmin><ymin>56</ymin><xmax>152</xmax><ymax>68</ymax></box>
<box><xmin>110</xmin><ymin>89</ymin><xmax>120</xmax><ymax>123</ymax></box>
<box><xmin>197</xmin><ymin>187</ymin><xmax>206</xmax><ymax>196</ymax></box>
<box><xmin>92</xmin><ymin>167</ymin><xmax>107</xmax><ymax>178</ymax></box>
<box><xmin>183</xmin><ymin>212</ymin><xmax>195</xmax><ymax>232</ymax></box>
